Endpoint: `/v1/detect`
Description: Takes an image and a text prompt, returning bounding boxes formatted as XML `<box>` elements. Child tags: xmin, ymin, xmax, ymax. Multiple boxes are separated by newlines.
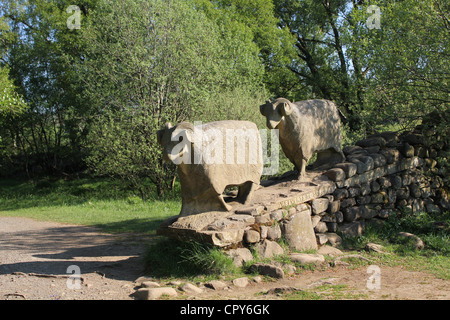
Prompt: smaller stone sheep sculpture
<box><xmin>260</xmin><ymin>98</ymin><xmax>344</xmax><ymax>179</ymax></box>
<box><xmin>157</xmin><ymin>120</ymin><xmax>263</xmax><ymax>217</ymax></box>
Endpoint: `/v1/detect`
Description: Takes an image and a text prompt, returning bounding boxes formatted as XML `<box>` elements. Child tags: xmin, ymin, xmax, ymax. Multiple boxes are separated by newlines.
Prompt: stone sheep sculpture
<box><xmin>157</xmin><ymin>120</ymin><xmax>263</xmax><ymax>217</ymax></box>
<box><xmin>260</xmin><ymin>98</ymin><xmax>344</xmax><ymax>179</ymax></box>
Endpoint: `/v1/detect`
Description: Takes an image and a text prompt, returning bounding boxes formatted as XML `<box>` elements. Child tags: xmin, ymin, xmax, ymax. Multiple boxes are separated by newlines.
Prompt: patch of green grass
<box><xmin>341</xmin><ymin>210</ymin><xmax>450</xmax><ymax>253</ymax></box>
<box><xmin>0</xmin><ymin>178</ymin><xmax>181</xmax><ymax>234</ymax></box>
<box><xmin>143</xmin><ymin>238</ymin><xmax>240</xmax><ymax>279</ymax></box>
<box><xmin>276</xmin><ymin>284</ymin><xmax>367</xmax><ymax>300</ymax></box>
<box><xmin>339</xmin><ymin>209</ymin><xmax>450</xmax><ymax>279</ymax></box>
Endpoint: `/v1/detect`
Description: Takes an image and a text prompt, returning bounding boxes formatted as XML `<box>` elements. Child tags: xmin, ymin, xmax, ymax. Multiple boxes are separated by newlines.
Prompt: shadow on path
<box><xmin>0</xmin><ymin>217</ymin><xmax>153</xmax><ymax>282</ymax></box>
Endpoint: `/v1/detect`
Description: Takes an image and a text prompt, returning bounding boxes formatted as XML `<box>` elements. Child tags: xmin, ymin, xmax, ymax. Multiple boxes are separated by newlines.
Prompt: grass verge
<box><xmin>0</xmin><ymin>178</ymin><xmax>180</xmax><ymax>234</ymax></box>
<box><xmin>283</xmin><ymin>284</ymin><xmax>368</xmax><ymax>300</ymax></box>
<box><xmin>340</xmin><ymin>210</ymin><xmax>450</xmax><ymax>280</ymax></box>
<box><xmin>143</xmin><ymin>237</ymin><xmax>241</xmax><ymax>281</ymax></box>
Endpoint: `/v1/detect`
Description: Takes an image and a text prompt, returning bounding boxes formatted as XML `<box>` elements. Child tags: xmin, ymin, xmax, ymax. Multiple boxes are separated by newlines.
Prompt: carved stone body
<box><xmin>157</xmin><ymin>120</ymin><xmax>263</xmax><ymax>217</ymax></box>
<box><xmin>260</xmin><ymin>98</ymin><xmax>344</xmax><ymax>178</ymax></box>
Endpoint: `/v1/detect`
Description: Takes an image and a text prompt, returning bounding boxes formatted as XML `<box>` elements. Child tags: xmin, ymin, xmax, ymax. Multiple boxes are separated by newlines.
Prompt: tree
<box><xmin>272</xmin><ymin>0</ymin><xmax>362</xmax><ymax>126</ymax></box>
<box><xmin>0</xmin><ymin>65</ymin><xmax>28</xmax><ymax>174</ymax></box>
<box><xmin>270</xmin><ymin>0</ymin><xmax>449</xmax><ymax>133</ymax></box>
<box><xmin>0</xmin><ymin>0</ymin><xmax>97</xmax><ymax>176</ymax></box>
<box><xmin>194</xmin><ymin>0</ymin><xmax>295</xmax><ymax>104</ymax></box>
<box><xmin>0</xmin><ymin>66</ymin><xmax>26</xmax><ymax>116</ymax></box>
<box><xmin>351</xmin><ymin>0</ymin><xmax>450</xmax><ymax>131</ymax></box>
<box><xmin>0</xmin><ymin>13</ymin><xmax>27</xmax><ymax>118</ymax></box>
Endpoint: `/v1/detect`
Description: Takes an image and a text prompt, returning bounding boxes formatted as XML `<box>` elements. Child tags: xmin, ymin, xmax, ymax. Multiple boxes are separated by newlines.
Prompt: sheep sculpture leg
<box><xmin>237</xmin><ymin>181</ymin><xmax>258</xmax><ymax>205</ymax></box>
<box><xmin>294</xmin><ymin>158</ymin><xmax>307</xmax><ymax>181</ymax></box>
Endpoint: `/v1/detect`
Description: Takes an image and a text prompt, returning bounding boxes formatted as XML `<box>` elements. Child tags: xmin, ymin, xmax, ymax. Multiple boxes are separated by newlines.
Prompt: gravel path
<box><xmin>0</xmin><ymin>217</ymin><xmax>146</xmax><ymax>300</ymax></box>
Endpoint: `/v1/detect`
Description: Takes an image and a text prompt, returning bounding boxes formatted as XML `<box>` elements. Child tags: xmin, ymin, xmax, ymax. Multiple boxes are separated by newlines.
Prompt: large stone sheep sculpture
<box><xmin>260</xmin><ymin>98</ymin><xmax>344</xmax><ymax>179</ymax></box>
<box><xmin>157</xmin><ymin>120</ymin><xmax>263</xmax><ymax>217</ymax></box>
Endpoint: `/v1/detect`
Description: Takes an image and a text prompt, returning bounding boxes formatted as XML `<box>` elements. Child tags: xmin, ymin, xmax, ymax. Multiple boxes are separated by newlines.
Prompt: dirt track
<box><xmin>0</xmin><ymin>216</ymin><xmax>449</xmax><ymax>300</ymax></box>
<box><xmin>0</xmin><ymin>217</ymin><xmax>142</xmax><ymax>300</ymax></box>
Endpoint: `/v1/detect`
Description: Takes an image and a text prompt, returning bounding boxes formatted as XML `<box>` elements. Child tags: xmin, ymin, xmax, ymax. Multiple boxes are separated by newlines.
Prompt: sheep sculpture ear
<box><xmin>279</xmin><ymin>101</ymin><xmax>293</xmax><ymax>117</ymax></box>
<box><xmin>174</xmin><ymin>121</ymin><xmax>195</xmax><ymax>145</ymax></box>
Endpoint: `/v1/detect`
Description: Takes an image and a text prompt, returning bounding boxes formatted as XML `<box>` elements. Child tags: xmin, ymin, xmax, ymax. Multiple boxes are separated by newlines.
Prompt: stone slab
<box><xmin>281</xmin><ymin>209</ymin><xmax>318</xmax><ymax>251</ymax></box>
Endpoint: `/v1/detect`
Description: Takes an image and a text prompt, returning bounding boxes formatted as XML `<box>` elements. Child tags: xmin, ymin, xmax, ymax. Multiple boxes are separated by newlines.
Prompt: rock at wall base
<box><xmin>226</xmin><ymin>248</ymin><xmax>254</xmax><ymax>267</ymax></box>
<box><xmin>289</xmin><ymin>253</ymin><xmax>325</xmax><ymax>265</ymax></box>
<box><xmin>338</xmin><ymin>221</ymin><xmax>365</xmax><ymax>237</ymax></box>
<box><xmin>281</xmin><ymin>209</ymin><xmax>318</xmax><ymax>251</ymax></box>
<box><xmin>249</xmin><ymin>263</ymin><xmax>284</xmax><ymax>279</ymax></box>
<box><xmin>132</xmin><ymin>287</ymin><xmax>178</xmax><ymax>300</ymax></box>
<box><xmin>255</xmin><ymin>239</ymin><xmax>284</xmax><ymax>259</ymax></box>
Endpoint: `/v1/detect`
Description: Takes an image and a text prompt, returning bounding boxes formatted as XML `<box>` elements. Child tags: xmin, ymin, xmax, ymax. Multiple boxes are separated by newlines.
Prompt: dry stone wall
<box><xmin>158</xmin><ymin>119</ymin><xmax>449</xmax><ymax>259</ymax></box>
